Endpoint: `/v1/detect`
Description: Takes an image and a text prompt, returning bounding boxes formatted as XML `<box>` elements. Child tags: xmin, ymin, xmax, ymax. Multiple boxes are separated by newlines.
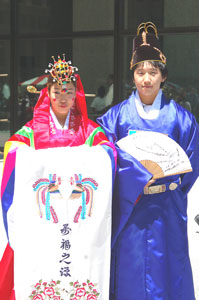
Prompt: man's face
<box><xmin>49</xmin><ymin>82</ymin><xmax>76</xmax><ymax>118</ymax></box>
<box><xmin>134</xmin><ymin>61</ymin><xmax>165</xmax><ymax>104</ymax></box>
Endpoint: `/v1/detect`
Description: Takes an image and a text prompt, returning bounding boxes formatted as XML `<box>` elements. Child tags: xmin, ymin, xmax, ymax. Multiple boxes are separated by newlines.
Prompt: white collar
<box><xmin>135</xmin><ymin>89</ymin><xmax>162</xmax><ymax>120</ymax></box>
<box><xmin>50</xmin><ymin>107</ymin><xmax>70</xmax><ymax>129</ymax></box>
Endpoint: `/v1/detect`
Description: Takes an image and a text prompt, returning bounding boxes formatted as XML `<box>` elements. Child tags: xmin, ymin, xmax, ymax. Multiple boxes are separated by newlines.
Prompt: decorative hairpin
<box><xmin>27</xmin><ymin>85</ymin><xmax>40</xmax><ymax>94</ymax></box>
<box><xmin>137</xmin><ymin>22</ymin><xmax>158</xmax><ymax>39</ymax></box>
<box><xmin>45</xmin><ymin>54</ymin><xmax>78</xmax><ymax>88</ymax></box>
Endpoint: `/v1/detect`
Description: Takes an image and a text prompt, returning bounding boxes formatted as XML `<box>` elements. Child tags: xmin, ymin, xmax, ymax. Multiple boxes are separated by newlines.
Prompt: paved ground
<box><xmin>0</xmin><ymin>159</ymin><xmax>199</xmax><ymax>298</ymax></box>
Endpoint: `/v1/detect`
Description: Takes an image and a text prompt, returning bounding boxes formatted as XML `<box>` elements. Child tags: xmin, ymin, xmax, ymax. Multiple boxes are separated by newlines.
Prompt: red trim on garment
<box><xmin>9</xmin><ymin>134</ymin><xmax>31</xmax><ymax>146</ymax></box>
<box><xmin>135</xmin><ymin>195</ymin><xmax>141</xmax><ymax>205</ymax></box>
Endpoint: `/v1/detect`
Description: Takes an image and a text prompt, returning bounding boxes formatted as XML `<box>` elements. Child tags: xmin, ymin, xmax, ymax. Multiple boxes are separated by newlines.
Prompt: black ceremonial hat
<box><xmin>130</xmin><ymin>22</ymin><xmax>166</xmax><ymax>69</ymax></box>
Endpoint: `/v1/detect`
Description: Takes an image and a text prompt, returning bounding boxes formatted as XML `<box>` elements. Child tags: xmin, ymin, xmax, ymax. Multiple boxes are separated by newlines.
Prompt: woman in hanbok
<box><xmin>0</xmin><ymin>55</ymin><xmax>116</xmax><ymax>300</ymax></box>
<box><xmin>97</xmin><ymin>22</ymin><xmax>199</xmax><ymax>300</ymax></box>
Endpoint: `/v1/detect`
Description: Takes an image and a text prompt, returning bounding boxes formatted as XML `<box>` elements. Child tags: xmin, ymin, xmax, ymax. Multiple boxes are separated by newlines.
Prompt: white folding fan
<box><xmin>117</xmin><ymin>131</ymin><xmax>192</xmax><ymax>179</ymax></box>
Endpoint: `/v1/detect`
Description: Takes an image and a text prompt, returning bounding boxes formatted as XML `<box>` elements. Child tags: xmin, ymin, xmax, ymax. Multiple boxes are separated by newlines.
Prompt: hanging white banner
<box><xmin>7</xmin><ymin>144</ymin><xmax>113</xmax><ymax>300</ymax></box>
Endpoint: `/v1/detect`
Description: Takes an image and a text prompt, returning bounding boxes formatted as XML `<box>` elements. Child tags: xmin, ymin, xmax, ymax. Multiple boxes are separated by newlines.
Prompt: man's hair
<box><xmin>131</xmin><ymin>61</ymin><xmax>168</xmax><ymax>88</ymax></box>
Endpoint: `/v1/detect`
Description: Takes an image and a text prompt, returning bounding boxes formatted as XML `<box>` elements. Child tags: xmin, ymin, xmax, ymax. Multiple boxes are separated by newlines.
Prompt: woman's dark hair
<box><xmin>47</xmin><ymin>75</ymin><xmax>76</xmax><ymax>92</ymax></box>
<box><xmin>131</xmin><ymin>61</ymin><xmax>168</xmax><ymax>88</ymax></box>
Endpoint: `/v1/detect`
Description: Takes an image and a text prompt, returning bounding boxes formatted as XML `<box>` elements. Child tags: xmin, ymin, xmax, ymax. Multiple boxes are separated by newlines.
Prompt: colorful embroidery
<box><xmin>32</xmin><ymin>174</ymin><xmax>61</xmax><ymax>223</ymax></box>
<box><xmin>69</xmin><ymin>280</ymin><xmax>100</xmax><ymax>299</ymax></box>
<box><xmin>29</xmin><ymin>279</ymin><xmax>100</xmax><ymax>300</ymax></box>
<box><xmin>33</xmin><ymin>173</ymin><xmax>98</xmax><ymax>224</ymax></box>
<box><xmin>29</xmin><ymin>279</ymin><xmax>64</xmax><ymax>300</ymax></box>
<box><xmin>49</xmin><ymin>105</ymin><xmax>79</xmax><ymax>137</ymax></box>
<box><xmin>71</xmin><ymin>174</ymin><xmax>98</xmax><ymax>223</ymax></box>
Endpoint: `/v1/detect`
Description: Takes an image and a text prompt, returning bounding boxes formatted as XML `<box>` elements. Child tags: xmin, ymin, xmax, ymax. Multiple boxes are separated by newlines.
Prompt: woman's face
<box><xmin>49</xmin><ymin>82</ymin><xmax>76</xmax><ymax>119</ymax></box>
<box><xmin>133</xmin><ymin>61</ymin><xmax>166</xmax><ymax>104</ymax></box>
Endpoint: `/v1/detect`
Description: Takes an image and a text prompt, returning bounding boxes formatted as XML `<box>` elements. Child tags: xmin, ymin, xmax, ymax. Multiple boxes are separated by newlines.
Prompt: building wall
<box><xmin>73</xmin><ymin>0</ymin><xmax>114</xmax><ymax>31</ymax></box>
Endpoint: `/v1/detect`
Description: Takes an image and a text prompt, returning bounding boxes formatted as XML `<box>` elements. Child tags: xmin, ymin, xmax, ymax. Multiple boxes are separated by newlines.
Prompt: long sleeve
<box><xmin>0</xmin><ymin>244</ymin><xmax>14</xmax><ymax>300</ymax></box>
<box><xmin>0</xmin><ymin>143</ymin><xmax>19</xmax><ymax>300</ymax></box>
<box><xmin>0</xmin><ymin>137</ymin><xmax>32</xmax><ymax>300</ymax></box>
<box><xmin>97</xmin><ymin>106</ymin><xmax>152</xmax><ymax>246</ymax></box>
<box><xmin>177</xmin><ymin>106</ymin><xmax>199</xmax><ymax>195</ymax></box>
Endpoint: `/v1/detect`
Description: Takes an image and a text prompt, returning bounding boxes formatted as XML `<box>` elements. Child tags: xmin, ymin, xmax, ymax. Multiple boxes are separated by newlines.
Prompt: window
<box><xmin>0</xmin><ymin>0</ymin><xmax>10</xmax><ymax>34</ymax></box>
<box><xmin>0</xmin><ymin>40</ymin><xmax>10</xmax><ymax>149</ymax></box>
<box><xmin>73</xmin><ymin>37</ymin><xmax>114</xmax><ymax>120</ymax></box>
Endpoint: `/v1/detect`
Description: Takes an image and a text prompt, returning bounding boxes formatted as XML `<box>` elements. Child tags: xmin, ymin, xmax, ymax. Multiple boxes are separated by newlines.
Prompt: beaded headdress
<box><xmin>26</xmin><ymin>55</ymin><xmax>78</xmax><ymax>94</ymax></box>
<box><xmin>45</xmin><ymin>54</ymin><xmax>78</xmax><ymax>92</ymax></box>
<box><xmin>130</xmin><ymin>22</ymin><xmax>166</xmax><ymax>69</ymax></box>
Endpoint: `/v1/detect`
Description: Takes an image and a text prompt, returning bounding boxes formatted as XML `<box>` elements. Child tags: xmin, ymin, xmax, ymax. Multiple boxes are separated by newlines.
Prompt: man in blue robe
<box><xmin>97</xmin><ymin>22</ymin><xmax>199</xmax><ymax>300</ymax></box>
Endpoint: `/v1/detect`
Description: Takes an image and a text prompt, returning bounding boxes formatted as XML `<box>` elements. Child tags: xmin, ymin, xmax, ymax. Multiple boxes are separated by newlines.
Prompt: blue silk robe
<box><xmin>97</xmin><ymin>91</ymin><xmax>199</xmax><ymax>300</ymax></box>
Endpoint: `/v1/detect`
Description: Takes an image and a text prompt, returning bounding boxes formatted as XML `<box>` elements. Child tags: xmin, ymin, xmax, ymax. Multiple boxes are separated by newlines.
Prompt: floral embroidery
<box><xmin>69</xmin><ymin>280</ymin><xmax>100</xmax><ymax>299</ymax></box>
<box><xmin>75</xmin><ymin>287</ymin><xmax>86</xmax><ymax>297</ymax></box>
<box><xmin>32</xmin><ymin>294</ymin><xmax>43</xmax><ymax>300</ymax></box>
<box><xmin>87</xmin><ymin>295</ymin><xmax>97</xmax><ymax>300</ymax></box>
<box><xmin>29</xmin><ymin>279</ymin><xmax>100</xmax><ymax>299</ymax></box>
<box><xmin>30</xmin><ymin>280</ymin><xmax>62</xmax><ymax>300</ymax></box>
<box><xmin>44</xmin><ymin>287</ymin><xmax>55</xmax><ymax>296</ymax></box>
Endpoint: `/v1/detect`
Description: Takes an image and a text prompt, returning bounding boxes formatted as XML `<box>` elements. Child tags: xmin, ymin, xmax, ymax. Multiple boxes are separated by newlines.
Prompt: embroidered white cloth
<box><xmin>7</xmin><ymin>145</ymin><xmax>112</xmax><ymax>300</ymax></box>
